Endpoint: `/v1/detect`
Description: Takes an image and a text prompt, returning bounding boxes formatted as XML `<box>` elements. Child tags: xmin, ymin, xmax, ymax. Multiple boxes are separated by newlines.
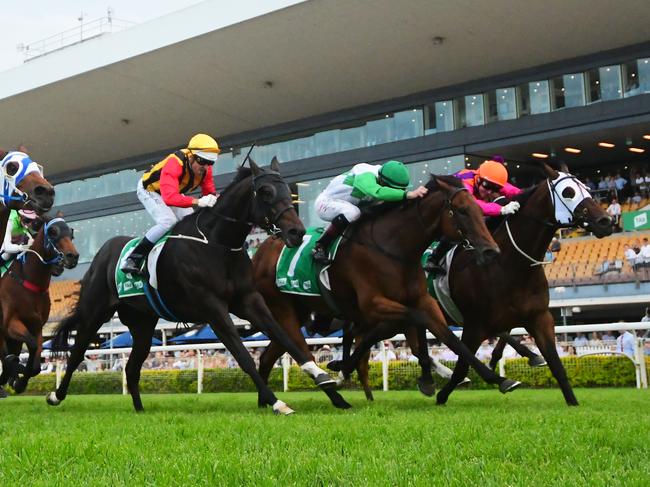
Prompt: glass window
<box><xmin>460</xmin><ymin>94</ymin><xmax>485</xmax><ymax>127</ymax></box>
<box><xmin>393</xmin><ymin>109</ymin><xmax>423</xmax><ymax>141</ymax></box>
<box><xmin>424</xmin><ymin>101</ymin><xmax>454</xmax><ymax>134</ymax></box>
<box><xmin>585</xmin><ymin>68</ymin><xmax>601</xmax><ymax>103</ymax></box>
<box><xmin>339</xmin><ymin>124</ymin><xmax>365</xmax><ymax>151</ymax></box>
<box><xmin>487</xmin><ymin>88</ymin><xmax>517</xmax><ymax>122</ymax></box>
<box><xmin>296</xmin><ymin>176</ymin><xmax>335</xmax><ymax>228</ymax></box>
<box><xmin>54</xmin><ymin>168</ymin><xmax>145</xmax><ymax>205</ymax></box>
<box><xmin>637</xmin><ymin>58</ymin><xmax>650</xmax><ymax>94</ymax></box>
<box><xmin>365</xmin><ymin>116</ymin><xmax>394</xmax><ymax>147</ymax></box>
<box><xmin>599</xmin><ymin>65</ymin><xmax>622</xmax><ymax>101</ymax></box>
<box><xmin>71</xmin><ymin>210</ymin><xmax>152</xmax><ymax>263</ymax></box>
<box><xmin>527</xmin><ymin>80</ymin><xmax>551</xmax><ymax>114</ymax></box>
<box><xmin>407</xmin><ymin>155</ymin><xmax>465</xmax><ymax>187</ymax></box>
<box><xmin>552</xmin><ymin>73</ymin><xmax>585</xmax><ymax>109</ymax></box>
<box><xmin>623</xmin><ymin>61</ymin><xmax>640</xmax><ymax>97</ymax></box>
<box><xmin>314</xmin><ymin>129</ymin><xmax>340</xmax><ymax>156</ymax></box>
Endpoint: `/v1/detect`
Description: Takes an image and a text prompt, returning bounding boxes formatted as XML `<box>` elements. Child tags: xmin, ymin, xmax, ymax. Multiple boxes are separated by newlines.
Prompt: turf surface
<box><xmin>0</xmin><ymin>389</ymin><xmax>648</xmax><ymax>486</ymax></box>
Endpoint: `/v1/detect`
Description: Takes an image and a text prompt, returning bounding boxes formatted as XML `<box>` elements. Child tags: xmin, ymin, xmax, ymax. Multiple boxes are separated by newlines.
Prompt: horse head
<box><xmin>0</xmin><ymin>151</ymin><xmax>55</xmax><ymax>214</ymax></box>
<box><xmin>429</xmin><ymin>175</ymin><xmax>500</xmax><ymax>264</ymax></box>
<box><xmin>540</xmin><ymin>162</ymin><xmax>612</xmax><ymax>238</ymax></box>
<box><xmin>240</xmin><ymin>157</ymin><xmax>305</xmax><ymax>247</ymax></box>
<box><xmin>40</xmin><ymin>217</ymin><xmax>79</xmax><ymax>275</ymax></box>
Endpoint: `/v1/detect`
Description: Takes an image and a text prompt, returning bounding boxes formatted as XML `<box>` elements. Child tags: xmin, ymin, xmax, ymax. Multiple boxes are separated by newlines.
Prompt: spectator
<box><xmin>631</xmin><ymin>192</ymin><xmax>642</xmax><ymax>205</ymax></box>
<box><xmin>614</xmin><ymin>172</ymin><xmax>627</xmax><ymax>197</ymax></box>
<box><xmin>634</xmin><ymin>172</ymin><xmax>646</xmax><ymax>195</ymax></box>
<box><xmin>640</xmin><ymin>238</ymin><xmax>650</xmax><ymax>266</ymax></box>
<box><xmin>616</xmin><ymin>327</ymin><xmax>636</xmax><ymax>358</ymax></box>
<box><xmin>601</xmin><ymin>331</ymin><xmax>616</xmax><ymax>344</ymax></box>
<box><xmin>550</xmin><ymin>237</ymin><xmax>561</xmax><ymax>253</ymax></box>
<box><xmin>597</xmin><ymin>176</ymin><xmax>607</xmax><ymax>191</ymax></box>
<box><xmin>584</xmin><ymin>177</ymin><xmax>597</xmax><ymax>191</ymax></box>
<box><xmin>573</xmin><ymin>333</ymin><xmax>588</xmax><ymax>347</ymax></box>
<box><xmin>642</xmin><ymin>307</ymin><xmax>650</xmax><ymax>323</ymax></box>
<box><xmin>588</xmin><ymin>332</ymin><xmax>602</xmax><ymax>347</ymax></box>
<box><xmin>372</xmin><ymin>342</ymin><xmax>397</xmax><ymax>362</ymax></box>
<box><xmin>85</xmin><ymin>355</ymin><xmax>102</xmax><ymax>372</ymax></box>
<box><xmin>645</xmin><ymin>172</ymin><xmax>650</xmax><ymax>196</ymax></box>
<box><xmin>606</xmin><ymin>198</ymin><xmax>621</xmax><ymax>231</ymax></box>
<box><xmin>316</xmin><ymin>345</ymin><xmax>334</xmax><ymax>364</ymax></box>
<box><xmin>624</xmin><ymin>244</ymin><xmax>638</xmax><ymax>271</ymax></box>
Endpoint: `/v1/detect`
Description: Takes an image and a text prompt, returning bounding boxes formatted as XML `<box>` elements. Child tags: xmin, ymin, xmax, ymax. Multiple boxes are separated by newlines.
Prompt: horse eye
<box><xmin>562</xmin><ymin>187</ymin><xmax>576</xmax><ymax>199</ymax></box>
<box><xmin>47</xmin><ymin>226</ymin><xmax>61</xmax><ymax>238</ymax></box>
<box><xmin>259</xmin><ymin>186</ymin><xmax>275</xmax><ymax>201</ymax></box>
<box><xmin>4</xmin><ymin>161</ymin><xmax>20</xmax><ymax>177</ymax></box>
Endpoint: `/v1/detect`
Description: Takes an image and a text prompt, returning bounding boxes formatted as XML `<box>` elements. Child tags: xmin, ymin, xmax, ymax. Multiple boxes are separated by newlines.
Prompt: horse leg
<box><xmin>233</xmin><ymin>291</ymin><xmax>345</xmax><ymax>392</ymax></box>
<box><xmin>5</xmin><ymin>318</ymin><xmax>41</xmax><ymax>394</ymax></box>
<box><xmin>118</xmin><ymin>307</ymin><xmax>157</xmax><ymax>412</ymax></box>
<box><xmin>500</xmin><ymin>333</ymin><xmax>547</xmax><ymax>367</ymax></box>
<box><xmin>406</xmin><ymin>325</ymin><xmax>436</xmax><ymax>397</ymax></box>
<box><xmin>251</xmin><ymin>296</ymin><xmax>351</xmax><ymax>410</ymax></box>
<box><xmin>489</xmin><ymin>335</ymin><xmax>507</xmax><ymax>370</ymax></box>
<box><xmin>258</xmin><ymin>340</ymin><xmax>286</xmax><ymax>408</ymax></box>
<box><xmin>356</xmin><ymin>346</ymin><xmax>373</xmax><ymax>401</ymax></box>
<box><xmin>206</xmin><ymin>299</ymin><xmax>294</xmax><ymax>415</ymax></box>
<box><xmin>326</xmin><ymin>321</ymin><xmax>353</xmax><ymax>372</ymax></box>
<box><xmin>436</xmin><ymin>329</ymin><xmax>485</xmax><ymax>405</ymax></box>
<box><xmin>527</xmin><ymin>312</ymin><xmax>578</xmax><ymax>406</ymax></box>
<box><xmin>47</xmin><ymin>308</ymin><xmax>115</xmax><ymax>406</ymax></box>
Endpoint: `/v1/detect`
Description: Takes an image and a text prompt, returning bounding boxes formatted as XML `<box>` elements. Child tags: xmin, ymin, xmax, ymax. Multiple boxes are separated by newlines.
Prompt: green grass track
<box><xmin>0</xmin><ymin>389</ymin><xmax>648</xmax><ymax>486</ymax></box>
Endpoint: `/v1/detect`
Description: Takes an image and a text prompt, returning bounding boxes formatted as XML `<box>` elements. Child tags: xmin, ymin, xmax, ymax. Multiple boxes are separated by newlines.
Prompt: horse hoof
<box><xmin>12</xmin><ymin>377</ymin><xmax>28</xmax><ymax>394</ymax></box>
<box><xmin>272</xmin><ymin>400</ymin><xmax>295</xmax><ymax>415</ymax></box>
<box><xmin>416</xmin><ymin>378</ymin><xmax>436</xmax><ymax>397</ymax></box>
<box><xmin>528</xmin><ymin>356</ymin><xmax>548</xmax><ymax>367</ymax></box>
<box><xmin>326</xmin><ymin>360</ymin><xmax>343</xmax><ymax>372</ymax></box>
<box><xmin>459</xmin><ymin>377</ymin><xmax>471</xmax><ymax>386</ymax></box>
<box><xmin>499</xmin><ymin>379</ymin><xmax>521</xmax><ymax>394</ymax></box>
<box><xmin>314</xmin><ymin>373</ymin><xmax>336</xmax><ymax>388</ymax></box>
<box><xmin>46</xmin><ymin>391</ymin><xmax>61</xmax><ymax>406</ymax></box>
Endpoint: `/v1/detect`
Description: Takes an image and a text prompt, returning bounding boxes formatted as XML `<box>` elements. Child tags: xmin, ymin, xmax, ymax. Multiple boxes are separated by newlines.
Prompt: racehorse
<box><xmin>434</xmin><ymin>163</ymin><xmax>612</xmax><ymax>406</ymax></box>
<box><xmin>48</xmin><ymin>158</ymin><xmax>337</xmax><ymax>414</ymax></box>
<box><xmin>0</xmin><ymin>216</ymin><xmax>78</xmax><ymax>393</ymax></box>
<box><xmin>253</xmin><ymin>174</ymin><xmax>521</xmax><ymax>409</ymax></box>
<box><xmin>0</xmin><ymin>150</ymin><xmax>55</xmax><ymax>234</ymax></box>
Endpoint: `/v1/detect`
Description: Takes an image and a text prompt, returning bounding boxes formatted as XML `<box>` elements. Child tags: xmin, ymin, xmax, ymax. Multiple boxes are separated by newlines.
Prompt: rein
<box><xmin>348</xmin><ymin>184</ymin><xmax>469</xmax><ymax>263</ymax></box>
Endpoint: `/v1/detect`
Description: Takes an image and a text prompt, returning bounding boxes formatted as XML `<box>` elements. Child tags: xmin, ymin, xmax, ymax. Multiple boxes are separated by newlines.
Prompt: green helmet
<box><xmin>379</xmin><ymin>160</ymin><xmax>410</xmax><ymax>189</ymax></box>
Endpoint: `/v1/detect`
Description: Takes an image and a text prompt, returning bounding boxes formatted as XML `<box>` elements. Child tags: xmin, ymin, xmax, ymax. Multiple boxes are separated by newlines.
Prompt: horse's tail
<box><xmin>51</xmin><ymin>237</ymin><xmax>125</xmax><ymax>355</ymax></box>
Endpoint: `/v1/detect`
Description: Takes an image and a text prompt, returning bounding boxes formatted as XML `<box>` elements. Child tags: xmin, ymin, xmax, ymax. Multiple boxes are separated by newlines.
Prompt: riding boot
<box><xmin>121</xmin><ymin>237</ymin><xmax>155</xmax><ymax>275</ymax></box>
<box><xmin>423</xmin><ymin>239</ymin><xmax>453</xmax><ymax>276</ymax></box>
<box><xmin>312</xmin><ymin>214</ymin><xmax>350</xmax><ymax>264</ymax></box>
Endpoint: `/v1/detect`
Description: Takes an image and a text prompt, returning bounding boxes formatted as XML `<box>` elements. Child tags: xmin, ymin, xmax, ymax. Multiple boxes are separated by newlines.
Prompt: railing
<box><xmin>22</xmin><ymin>322</ymin><xmax>650</xmax><ymax>397</ymax></box>
<box><xmin>19</xmin><ymin>16</ymin><xmax>136</xmax><ymax>62</ymax></box>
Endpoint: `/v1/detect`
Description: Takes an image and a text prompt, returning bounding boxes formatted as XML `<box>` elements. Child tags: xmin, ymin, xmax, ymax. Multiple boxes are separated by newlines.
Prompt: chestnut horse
<box><xmin>0</xmin><ymin>216</ymin><xmax>79</xmax><ymax>393</ymax></box>
<box><xmin>253</xmin><ymin>175</ymin><xmax>520</xmax><ymax>409</ymax></box>
<box><xmin>434</xmin><ymin>163</ymin><xmax>612</xmax><ymax>406</ymax></box>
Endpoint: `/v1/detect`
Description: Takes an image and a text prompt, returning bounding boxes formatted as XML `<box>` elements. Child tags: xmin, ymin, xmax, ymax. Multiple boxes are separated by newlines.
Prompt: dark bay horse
<box><xmin>0</xmin><ymin>150</ymin><xmax>55</xmax><ymax>235</ymax></box>
<box><xmin>0</xmin><ymin>216</ymin><xmax>79</xmax><ymax>393</ymax></box>
<box><xmin>49</xmin><ymin>158</ymin><xmax>337</xmax><ymax>414</ymax></box>
<box><xmin>253</xmin><ymin>175</ymin><xmax>521</xmax><ymax>409</ymax></box>
<box><xmin>435</xmin><ymin>163</ymin><xmax>612</xmax><ymax>406</ymax></box>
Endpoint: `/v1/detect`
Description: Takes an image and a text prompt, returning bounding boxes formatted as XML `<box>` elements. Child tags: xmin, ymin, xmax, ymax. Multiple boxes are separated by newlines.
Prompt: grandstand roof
<box><xmin>1</xmin><ymin>0</ymin><xmax>650</xmax><ymax>177</ymax></box>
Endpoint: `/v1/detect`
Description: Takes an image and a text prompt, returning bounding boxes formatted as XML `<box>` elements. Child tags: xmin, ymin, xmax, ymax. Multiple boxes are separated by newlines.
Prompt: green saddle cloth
<box><xmin>275</xmin><ymin>227</ymin><xmax>343</xmax><ymax>296</ymax></box>
<box><xmin>0</xmin><ymin>257</ymin><xmax>14</xmax><ymax>278</ymax></box>
<box><xmin>115</xmin><ymin>233</ymin><xmax>171</xmax><ymax>299</ymax></box>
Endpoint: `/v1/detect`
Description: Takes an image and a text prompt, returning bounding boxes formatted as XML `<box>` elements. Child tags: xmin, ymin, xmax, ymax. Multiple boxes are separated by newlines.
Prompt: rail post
<box><xmin>635</xmin><ymin>338</ymin><xmax>647</xmax><ymax>389</ymax></box>
<box><xmin>197</xmin><ymin>350</ymin><xmax>203</xmax><ymax>394</ymax></box>
<box><xmin>121</xmin><ymin>353</ymin><xmax>127</xmax><ymax>395</ymax></box>
<box><xmin>282</xmin><ymin>353</ymin><xmax>290</xmax><ymax>392</ymax></box>
<box><xmin>381</xmin><ymin>341</ymin><xmax>389</xmax><ymax>392</ymax></box>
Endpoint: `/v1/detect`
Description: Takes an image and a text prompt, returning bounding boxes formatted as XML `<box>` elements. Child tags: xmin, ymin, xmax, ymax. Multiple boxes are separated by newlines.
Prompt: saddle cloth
<box><xmin>275</xmin><ymin>227</ymin><xmax>343</xmax><ymax>296</ymax></box>
<box><xmin>423</xmin><ymin>244</ymin><xmax>465</xmax><ymax>326</ymax></box>
<box><xmin>115</xmin><ymin>234</ymin><xmax>171</xmax><ymax>299</ymax></box>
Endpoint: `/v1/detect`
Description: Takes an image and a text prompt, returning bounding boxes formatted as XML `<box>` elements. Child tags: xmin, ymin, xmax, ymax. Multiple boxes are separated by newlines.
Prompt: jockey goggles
<box><xmin>193</xmin><ymin>151</ymin><xmax>219</xmax><ymax>166</ymax></box>
<box><xmin>478</xmin><ymin>178</ymin><xmax>503</xmax><ymax>193</ymax></box>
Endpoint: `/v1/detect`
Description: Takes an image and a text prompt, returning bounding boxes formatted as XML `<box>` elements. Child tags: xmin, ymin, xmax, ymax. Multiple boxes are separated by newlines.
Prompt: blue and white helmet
<box><xmin>1</xmin><ymin>151</ymin><xmax>43</xmax><ymax>205</ymax></box>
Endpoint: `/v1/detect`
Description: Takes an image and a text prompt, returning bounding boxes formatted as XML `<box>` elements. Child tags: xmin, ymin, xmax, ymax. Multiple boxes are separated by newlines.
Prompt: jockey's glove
<box><xmin>197</xmin><ymin>194</ymin><xmax>218</xmax><ymax>208</ymax></box>
<box><xmin>500</xmin><ymin>201</ymin><xmax>521</xmax><ymax>215</ymax></box>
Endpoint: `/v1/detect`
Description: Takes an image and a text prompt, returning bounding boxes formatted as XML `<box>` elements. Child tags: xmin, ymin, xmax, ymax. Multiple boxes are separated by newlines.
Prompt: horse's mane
<box><xmin>511</xmin><ymin>186</ymin><xmax>537</xmax><ymax>206</ymax></box>
<box><xmin>425</xmin><ymin>174</ymin><xmax>464</xmax><ymax>191</ymax></box>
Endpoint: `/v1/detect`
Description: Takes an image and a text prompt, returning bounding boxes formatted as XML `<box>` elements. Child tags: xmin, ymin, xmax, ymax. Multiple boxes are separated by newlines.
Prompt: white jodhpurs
<box><xmin>137</xmin><ymin>181</ymin><xmax>194</xmax><ymax>242</ymax></box>
<box><xmin>315</xmin><ymin>194</ymin><xmax>361</xmax><ymax>223</ymax></box>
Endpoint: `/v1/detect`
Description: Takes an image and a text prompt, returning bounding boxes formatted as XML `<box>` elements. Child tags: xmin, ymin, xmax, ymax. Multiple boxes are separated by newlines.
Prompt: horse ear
<box><xmin>55</xmin><ymin>210</ymin><xmax>64</xmax><ymax>218</ymax></box>
<box><xmin>541</xmin><ymin>162</ymin><xmax>559</xmax><ymax>179</ymax></box>
<box><xmin>270</xmin><ymin>156</ymin><xmax>281</xmax><ymax>172</ymax></box>
<box><xmin>248</xmin><ymin>157</ymin><xmax>262</xmax><ymax>176</ymax></box>
<box><xmin>0</xmin><ymin>148</ymin><xmax>7</xmax><ymax>160</ymax></box>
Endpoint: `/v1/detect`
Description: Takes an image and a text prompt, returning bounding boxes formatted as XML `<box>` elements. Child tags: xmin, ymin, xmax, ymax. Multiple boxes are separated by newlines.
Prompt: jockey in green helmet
<box><xmin>311</xmin><ymin>160</ymin><xmax>428</xmax><ymax>263</ymax></box>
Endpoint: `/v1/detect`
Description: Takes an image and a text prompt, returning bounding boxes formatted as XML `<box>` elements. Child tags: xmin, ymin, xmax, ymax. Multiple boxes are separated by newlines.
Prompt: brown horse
<box><xmin>253</xmin><ymin>175</ymin><xmax>521</xmax><ymax>409</ymax></box>
<box><xmin>434</xmin><ymin>163</ymin><xmax>612</xmax><ymax>406</ymax></box>
<box><xmin>0</xmin><ymin>216</ymin><xmax>79</xmax><ymax>393</ymax></box>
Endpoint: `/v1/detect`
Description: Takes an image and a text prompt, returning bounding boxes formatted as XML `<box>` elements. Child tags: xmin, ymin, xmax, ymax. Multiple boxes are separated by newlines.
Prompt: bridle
<box><xmin>503</xmin><ymin>173</ymin><xmax>594</xmax><ymax>266</ymax></box>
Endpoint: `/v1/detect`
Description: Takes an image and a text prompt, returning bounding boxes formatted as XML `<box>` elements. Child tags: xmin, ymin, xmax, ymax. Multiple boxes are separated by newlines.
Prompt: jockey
<box><xmin>121</xmin><ymin>134</ymin><xmax>221</xmax><ymax>275</ymax></box>
<box><xmin>0</xmin><ymin>209</ymin><xmax>39</xmax><ymax>266</ymax></box>
<box><xmin>424</xmin><ymin>157</ymin><xmax>522</xmax><ymax>274</ymax></box>
<box><xmin>311</xmin><ymin>160</ymin><xmax>428</xmax><ymax>263</ymax></box>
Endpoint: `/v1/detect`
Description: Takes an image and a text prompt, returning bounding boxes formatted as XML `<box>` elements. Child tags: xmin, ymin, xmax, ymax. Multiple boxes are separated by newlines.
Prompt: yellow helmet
<box><xmin>187</xmin><ymin>134</ymin><xmax>220</xmax><ymax>161</ymax></box>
